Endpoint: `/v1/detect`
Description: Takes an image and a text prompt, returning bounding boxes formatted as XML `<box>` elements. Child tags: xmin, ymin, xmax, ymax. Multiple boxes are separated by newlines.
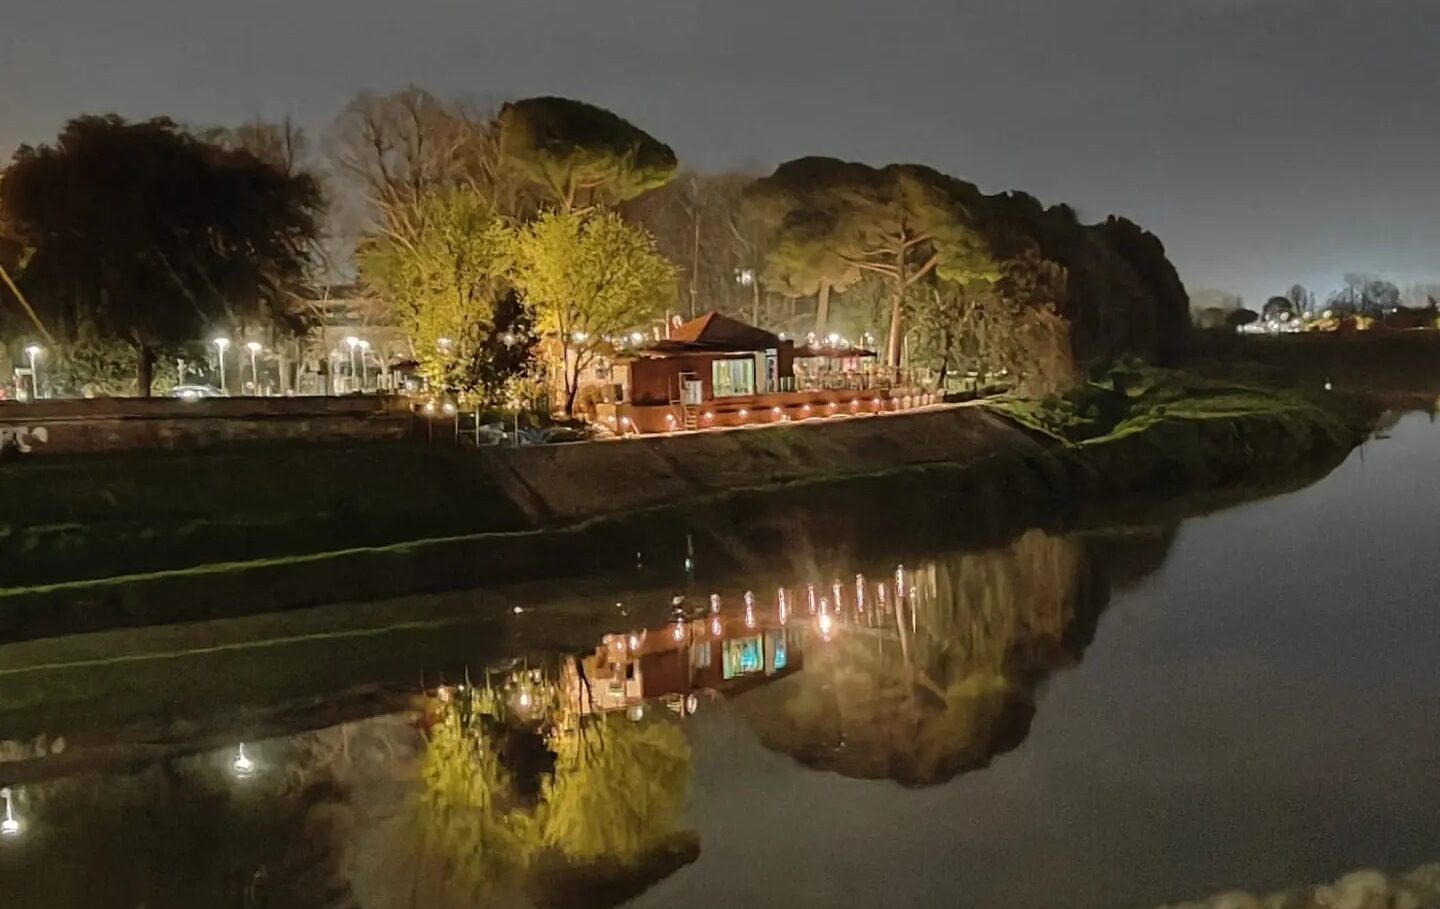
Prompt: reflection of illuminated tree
<box><xmin>413</xmin><ymin>678</ymin><xmax>696</xmax><ymax>907</ymax></box>
<box><xmin>540</xmin><ymin>716</ymin><xmax>692</xmax><ymax>864</ymax></box>
<box><xmin>740</xmin><ymin>530</ymin><xmax>1107</xmax><ymax>785</ymax></box>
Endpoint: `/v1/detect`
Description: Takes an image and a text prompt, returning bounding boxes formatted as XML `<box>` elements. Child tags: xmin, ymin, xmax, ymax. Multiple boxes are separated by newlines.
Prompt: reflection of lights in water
<box><xmin>831</xmin><ymin>580</ymin><xmax>843</xmax><ymax>610</ymax></box>
<box><xmin>778</xmin><ymin>587</ymin><xmax>789</xmax><ymax>624</ymax></box>
<box><xmin>711</xmin><ymin>616</ymin><xmax>722</xmax><ymax>636</ymax></box>
<box><xmin>685</xmin><ymin>694</ymin><xmax>700</xmax><ymax>715</ymax></box>
<box><xmin>877</xmin><ymin>582</ymin><xmax>888</xmax><ymax>609</ymax></box>
<box><xmin>818</xmin><ymin>613</ymin><xmax>835</xmax><ymax>640</ymax></box>
<box><xmin>232</xmin><ymin>743</ymin><xmax>256</xmax><ymax>778</ymax></box>
<box><xmin>628</xmin><ymin>634</ymin><xmax>641</xmax><ymax>650</ymax></box>
<box><xmin>628</xmin><ymin>704</ymin><xmax>646</xmax><ymax>722</ymax></box>
<box><xmin>710</xmin><ymin>593</ymin><xmax>722</xmax><ymax>614</ymax></box>
<box><xmin>672</xmin><ymin>621</ymin><xmax>685</xmax><ymax>642</ymax></box>
<box><xmin>818</xmin><ymin>596</ymin><xmax>829</xmax><ymax>615</ymax></box>
<box><xmin>855</xmin><ymin>574</ymin><xmax>866</xmax><ymax>612</ymax></box>
<box><xmin>807</xmin><ymin>584</ymin><xmax>817</xmax><ymax>614</ymax></box>
<box><xmin>895</xmin><ymin>565</ymin><xmax>907</xmax><ymax>600</ymax></box>
<box><xmin>744</xmin><ymin>590</ymin><xmax>756</xmax><ymax>627</ymax></box>
<box><xmin>1</xmin><ymin>787</ymin><xmax>21</xmax><ymax>838</ymax></box>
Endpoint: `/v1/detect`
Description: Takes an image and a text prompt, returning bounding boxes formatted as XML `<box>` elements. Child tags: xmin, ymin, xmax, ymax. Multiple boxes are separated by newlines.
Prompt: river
<box><xmin>1</xmin><ymin>410</ymin><xmax>1438</xmax><ymax>908</ymax></box>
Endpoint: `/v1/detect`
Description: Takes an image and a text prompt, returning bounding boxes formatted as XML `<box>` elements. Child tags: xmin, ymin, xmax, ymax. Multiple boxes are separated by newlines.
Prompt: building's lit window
<box><xmin>712</xmin><ymin>358</ymin><xmax>756</xmax><ymax>397</ymax></box>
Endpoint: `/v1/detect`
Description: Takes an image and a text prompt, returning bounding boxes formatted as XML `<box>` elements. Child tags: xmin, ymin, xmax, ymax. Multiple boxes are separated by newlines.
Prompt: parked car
<box><xmin>171</xmin><ymin>384</ymin><xmax>225</xmax><ymax>400</ymax></box>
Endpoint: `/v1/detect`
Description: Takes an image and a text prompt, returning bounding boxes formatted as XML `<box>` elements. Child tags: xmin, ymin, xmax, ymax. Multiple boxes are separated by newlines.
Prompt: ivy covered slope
<box><xmin>986</xmin><ymin>366</ymin><xmax>1370</xmax><ymax>490</ymax></box>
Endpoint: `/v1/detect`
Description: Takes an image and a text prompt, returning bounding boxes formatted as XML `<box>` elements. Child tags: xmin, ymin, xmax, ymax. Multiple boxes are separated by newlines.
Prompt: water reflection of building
<box><xmin>574</xmin><ymin>611</ymin><xmax>806</xmax><ymax>716</ymax></box>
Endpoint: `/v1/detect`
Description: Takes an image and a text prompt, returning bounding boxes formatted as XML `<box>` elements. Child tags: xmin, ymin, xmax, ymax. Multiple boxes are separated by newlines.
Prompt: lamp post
<box><xmin>24</xmin><ymin>345</ymin><xmax>42</xmax><ymax>400</ymax></box>
<box><xmin>358</xmin><ymin>340</ymin><xmax>371</xmax><ymax>390</ymax></box>
<box><xmin>344</xmin><ymin>336</ymin><xmax>359</xmax><ymax>393</ymax></box>
<box><xmin>245</xmin><ymin>342</ymin><xmax>262</xmax><ymax>395</ymax></box>
<box><xmin>213</xmin><ymin>337</ymin><xmax>230</xmax><ymax>394</ymax></box>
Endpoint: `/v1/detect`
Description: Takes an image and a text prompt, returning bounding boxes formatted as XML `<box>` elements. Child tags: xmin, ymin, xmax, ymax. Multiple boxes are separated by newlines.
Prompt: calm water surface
<box><xmin>2</xmin><ymin>412</ymin><xmax>1439</xmax><ymax>908</ymax></box>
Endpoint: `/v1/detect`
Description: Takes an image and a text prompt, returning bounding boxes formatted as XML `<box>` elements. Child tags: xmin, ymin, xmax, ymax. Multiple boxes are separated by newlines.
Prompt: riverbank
<box><xmin>0</xmin><ymin>369</ymin><xmax>1372</xmax><ymax>640</ymax></box>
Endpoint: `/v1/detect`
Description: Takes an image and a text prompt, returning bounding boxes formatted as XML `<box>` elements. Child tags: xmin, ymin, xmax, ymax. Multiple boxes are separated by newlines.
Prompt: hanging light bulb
<box><xmin>232</xmin><ymin>743</ymin><xmax>256</xmax><ymax>778</ymax></box>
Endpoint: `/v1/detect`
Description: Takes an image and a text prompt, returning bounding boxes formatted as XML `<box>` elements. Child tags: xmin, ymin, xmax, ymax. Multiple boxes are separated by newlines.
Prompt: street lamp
<box><xmin>344</xmin><ymin>336</ymin><xmax>360</xmax><ymax>392</ymax></box>
<box><xmin>245</xmin><ymin>342</ymin><xmax>262</xmax><ymax>395</ymax></box>
<box><xmin>24</xmin><ymin>345</ymin><xmax>42</xmax><ymax>400</ymax></box>
<box><xmin>358</xmin><ymin>340</ymin><xmax>371</xmax><ymax>389</ymax></box>
<box><xmin>213</xmin><ymin>337</ymin><xmax>231</xmax><ymax>393</ymax></box>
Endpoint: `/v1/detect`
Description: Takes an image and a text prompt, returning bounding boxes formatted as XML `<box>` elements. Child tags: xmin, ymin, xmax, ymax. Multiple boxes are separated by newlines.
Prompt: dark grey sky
<box><xmin>4</xmin><ymin>0</ymin><xmax>1438</xmax><ymax>304</ymax></box>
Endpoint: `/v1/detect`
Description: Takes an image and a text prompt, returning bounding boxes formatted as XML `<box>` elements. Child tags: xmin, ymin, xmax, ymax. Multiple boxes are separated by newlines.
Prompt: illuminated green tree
<box><xmin>357</xmin><ymin>188</ymin><xmax>523</xmax><ymax>397</ymax></box>
<box><xmin>509</xmin><ymin>211</ymin><xmax>675</xmax><ymax>415</ymax></box>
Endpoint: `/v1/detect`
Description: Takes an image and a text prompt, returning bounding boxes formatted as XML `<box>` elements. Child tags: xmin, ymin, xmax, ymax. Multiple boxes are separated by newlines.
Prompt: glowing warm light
<box><xmin>877</xmin><ymin>582</ymin><xmax>888</xmax><ymax>609</ymax></box>
<box><xmin>630</xmin><ymin>332</ymin><xmax>645</xmax><ymax>345</ymax></box>
<box><xmin>442</xmin><ymin>402</ymin><xmax>457</xmax><ymax>415</ymax></box>
<box><xmin>572</xmin><ymin>331</ymin><xmax>589</xmax><ymax>343</ymax></box>
<box><xmin>437</xmin><ymin>685</ymin><xmax>453</xmax><ymax>703</ymax></box>
<box><xmin>710</xmin><ymin>593</ymin><xmax>721</xmax><ymax>613</ymax></box>
<box><xmin>672</xmin><ymin>621</ymin><xmax>686</xmax><ymax>642</ymax></box>
<box><xmin>856</xmin><ymin>574</ymin><xmax>867</xmax><ymax>612</ymax></box>
<box><xmin>512</xmin><ymin>605</ymin><xmax>525</xmax><ymax>615</ymax></box>
<box><xmin>518</xmin><ymin>690</ymin><xmax>533</xmax><ymax>709</ymax></box>
<box><xmin>744</xmin><ymin>590</ymin><xmax>756</xmax><ymax>628</ymax></box>
<box><xmin>896</xmin><ymin>565</ymin><xmax>907</xmax><ymax>600</ymax></box>
<box><xmin>245</xmin><ymin>341</ymin><xmax>262</xmax><ymax>354</ymax></box>
<box><xmin>711</xmin><ymin>616</ymin><xmax>722</xmax><ymax>636</ymax></box>
<box><xmin>628</xmin><ymin>633</ymin><xmax>641</xmax><ymax>650</ymax></box>
<box><xmin>213</xmin><ymin>336</ymin><xmax>231</xmax><ymax>351</ymax></box>
<box><xmin>665</xmin><ymin>413</ymin><xmax>676</xmax><ymax>423</ymax></box>
<box><xmin>423</xmin><ymin>401</ymin><xmax>436</xmax><ymax>413</ymax></box>
<box><xmin>778</xmin><ymin>587</ymin><xmax>789</xmax><ymax>624</ymax></box>
<box><xmin>438</xmin><ymin>337</ymin><xmax>454</xmax><ymax>348</ymax></box>
<box><xmin>607</xmin><ymin>415</ymin><xmax>617</xmax><ymax>424</ymax></box>
<box><xmin>772</xmin><ymin>406</ymin><xmax>782</xmax><ymax>416</ymax></box>
<box><xmin>345</xmin><ymin>336</ymin><xmax>359</xmax><ymax>350</ymax></box>
<box><xmin>1</xmin><ymin>788</ymin><xmax>20</xmax><ymax>838</ymax></box>
<box><xmin>832</xmin><ymin>579</ymin><xmax>843</xmax><ymax>609</ymax></box>
<box><xmin>818</xmin><ymin>612</ymin><xmax>834</xmax><ymax>639</ymax></box>
<box><xmin>738</xmin><ymin>408</ymin><xmax>749</xmax><ymax>418</ymax></box>
<box><xmin>621</xmin><ymin>416</ymin><xmax>632</xmax><ymax>426</ymax></box>
<box><xmin>703</xmin><ymin>411</ymin><xmax>714</xmax><ymax>421</ymax></box>
<box><xmin>826</xmin><ymin>332</ymin><xmax>840</xmax><ymax>345</ymax></box>
<box><xmin>232</xmin><ymin>743</ymin><xmax>256</xmax><ymax>778</ymax></box>
<box><xmin>685</xmin><ymin>693</ymin><xmax>700</xmax><ymax>715</ymax></box>
<box><xmin>807</xmin><ymin>583</ymin><xmax>817</xmax><ymax>614</ymax></box>
<box><xmin>628</xmin><ymin>704</ymin><xmax>646</xmax><ymax>722</ymax></box>
<box><xmin>827</xmin><ymin>402</ymin><xmax>837</xmax><ymax>411</ymax></box>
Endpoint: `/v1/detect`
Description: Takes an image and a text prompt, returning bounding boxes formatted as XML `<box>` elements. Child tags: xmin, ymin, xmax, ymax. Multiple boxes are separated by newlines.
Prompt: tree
<box><xmin>509</xmin><ymin>211</ymin><xmax>675</xmax><ymax>416</ymax></box>
<box><xmin>1262</xmin><ymin>295</ymin><xmax>1295</xmax><ymax>323</ymax></box>
<box><xmin>749</xmin><ymin>160</ymin><xmax>992</xmax><ymax>365</ymax></box>
<box><xmin>1286</xmin><ymin>283</ymin><xmax>1313</xmax><ymax>317</ymax></box>
<box><xmin>1226</xmin><ymin>308</ymin><xmax>1260</xmax><ymax>329</ymax></box>
<box><xmin>0</xmin><ymin>116</ymin><xmax>323</xmax><ymax>394</ymax></box>
<box><xmin>498</xmin><ymin>97</ymin><xmax>677</xmax><ymax>213</ymax></box>
<box><xmin>357</xmin><ymin>188</ymin><xmax>514</xmax><ymax>397</ymax></box>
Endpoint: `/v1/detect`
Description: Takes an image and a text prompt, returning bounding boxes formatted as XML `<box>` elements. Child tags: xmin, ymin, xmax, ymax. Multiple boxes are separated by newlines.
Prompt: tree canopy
<box><xmin>510</xmin><ymin>211</ymin><xmax>675</xmax><ymax>415</ymax></box>
<box><xmin>498</xmin><ymin>97</ymin><xmax>678</xmax><ymax>212</ymax></box>
<box><xmin>0</xmin><ymin>115</ymin><xmax>322</xmax><ymax>394</ymax></box>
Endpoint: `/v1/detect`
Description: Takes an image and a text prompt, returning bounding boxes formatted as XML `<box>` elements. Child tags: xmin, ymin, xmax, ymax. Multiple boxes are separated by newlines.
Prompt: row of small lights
<box><xmin>606</xmin><ymin>567</ymin><xmax>913</xmax><ymax>663</ymax></box>
<box><xmin>641</xmin><ymin>393</ymin><xmax>939</xmax><ymax>432</ymax></box>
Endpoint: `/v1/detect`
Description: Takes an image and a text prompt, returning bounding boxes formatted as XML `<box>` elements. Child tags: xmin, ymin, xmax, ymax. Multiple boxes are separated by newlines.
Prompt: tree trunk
<box><xmin>814</xmin><ymin>282</ymin><xmax>832</xmax><ymax>336</ymax></box>
<box><xmin>136</xmin><ymin>344</ymin><xmax>156</xmax><ymax>398</ymax></box>
<box><xmin>885</xmin><ymin>283</ymin><xmax>904</xmax><ymax>367</ymax></box>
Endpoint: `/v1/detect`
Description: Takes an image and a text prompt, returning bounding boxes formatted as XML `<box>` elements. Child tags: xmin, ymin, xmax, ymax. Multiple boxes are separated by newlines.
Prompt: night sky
<box><xmin>4</xmin><ymin>0</ymin><xmax>1438</xmax><ymax>304</ymax></box>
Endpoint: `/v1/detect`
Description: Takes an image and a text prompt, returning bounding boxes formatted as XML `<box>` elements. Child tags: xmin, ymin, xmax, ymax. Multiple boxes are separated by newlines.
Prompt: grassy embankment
<box><xmin>0</xmin><ymin>367</ymin><xmax>1370</xmax><ymax>639</ymax></box>
<box><xmin>985</xmin><ymin>365</ymin><xmax>1366</xmax><ymax>490</ymax></box>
